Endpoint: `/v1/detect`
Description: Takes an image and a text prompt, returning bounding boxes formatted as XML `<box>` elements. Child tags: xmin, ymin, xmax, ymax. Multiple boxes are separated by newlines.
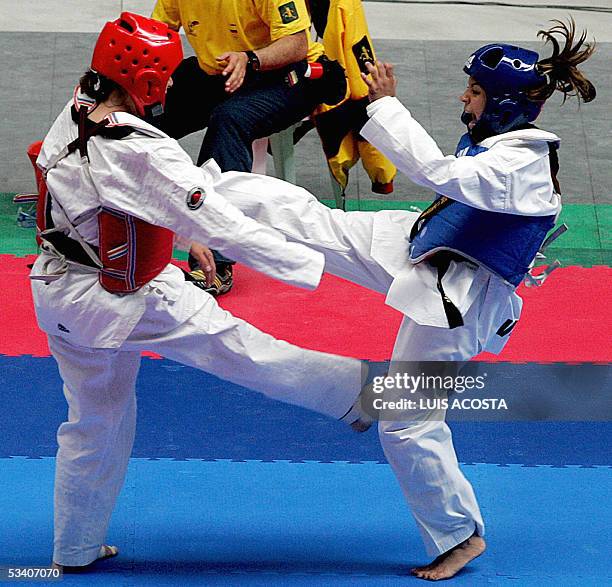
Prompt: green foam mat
<box><xmin>2</xmin><ymin>193</ymin><xmax>610</xmax><ymax>266</ymax></box>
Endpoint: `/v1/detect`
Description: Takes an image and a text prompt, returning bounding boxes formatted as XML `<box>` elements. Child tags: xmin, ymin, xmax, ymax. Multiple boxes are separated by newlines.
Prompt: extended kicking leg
<box><xmin>214</xmin><ymin>173</ymin><xmax>398</xmax><ymax>293</ymax></box>
<box><xmin>126</xmin><ymin>288</ymin><xmax>370</xmax><ymax>425</ymax></box>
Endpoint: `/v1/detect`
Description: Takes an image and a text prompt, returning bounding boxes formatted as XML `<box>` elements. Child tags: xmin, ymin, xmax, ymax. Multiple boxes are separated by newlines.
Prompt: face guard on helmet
<box><xmin>462</xmin><ymin>44</ymin><xmax>546</xmax><ymax>135</ymax></box>
<box><xmin>91</xmin><ymin>12</ymin><xmax>183</xmax><ymax>117</ymax></box>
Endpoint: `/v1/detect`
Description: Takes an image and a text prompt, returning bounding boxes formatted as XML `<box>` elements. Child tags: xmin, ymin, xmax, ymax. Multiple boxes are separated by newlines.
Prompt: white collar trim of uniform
<box><xmin>73</xmin><ymin>86</ymin><xmax>97</xmax><ymax>112</ymax></box>
<box><xmin>480</xmin><ymin>128</ymin><xmax>560</xmax><ymax>148</ymax></box>
<box><xmin>72</xmin><ymin>86</ymin><xmax>169</xmax><ymax>139</ymax></box>
<box><xmin>105</xmin><ymin>111</ymin><xmax>169</xmax><ymax>139</ymax></box>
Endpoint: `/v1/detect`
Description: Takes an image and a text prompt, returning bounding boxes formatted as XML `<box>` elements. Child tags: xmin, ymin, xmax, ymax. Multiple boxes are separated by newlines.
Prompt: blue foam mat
<box><xmin>2</xmin><ymin>354</ymin><xmax>611</xmax><ymax>585</ymax></box>
<box><xmin>0</xmin><ymin>458</ymin><xmax>610</xmax><ymax>586</ymax></box>
<box><xmin>1</xmin><ymin>355</ymin><xmax>610</xmax><ymax>466</ymax></box>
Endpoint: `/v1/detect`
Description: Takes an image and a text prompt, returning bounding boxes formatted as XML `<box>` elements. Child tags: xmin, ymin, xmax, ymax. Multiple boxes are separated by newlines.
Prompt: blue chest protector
<box><xmin>409</xmin><ymin>133</ymin><xmax>557</xmax><ymax>288</ymax></box>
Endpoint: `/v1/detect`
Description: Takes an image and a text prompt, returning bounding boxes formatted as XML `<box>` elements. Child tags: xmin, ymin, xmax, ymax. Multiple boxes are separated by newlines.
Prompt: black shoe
<box><xmin>188</xmin><ymin>265</ymin><xmax>234</xmax><ymax>297</ymax></box>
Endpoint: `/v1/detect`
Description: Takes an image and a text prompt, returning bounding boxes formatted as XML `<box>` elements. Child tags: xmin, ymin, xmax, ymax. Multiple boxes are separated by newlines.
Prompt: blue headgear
<box><xmin>462</xmin><ymin>44</ymin><xmax>546</xmax><ymax>135</ymax></box>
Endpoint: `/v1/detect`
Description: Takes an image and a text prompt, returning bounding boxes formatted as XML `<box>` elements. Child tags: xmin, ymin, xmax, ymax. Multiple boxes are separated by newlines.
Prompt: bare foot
<box><xmin>52</xmin><ymin>545</ymin><xmax>118</xmax><ymax>573</ymax></box>
<box><xmin>411</xmin><ymin>534</ymin><xmax>485</xmax><ymax>581</ymax></box>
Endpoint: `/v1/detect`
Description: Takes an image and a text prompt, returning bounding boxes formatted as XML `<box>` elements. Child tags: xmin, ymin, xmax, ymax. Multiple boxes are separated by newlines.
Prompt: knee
<box><xmin>208</xmin><ymin>101</ymin><xmax>250</xmax><ymax>136</ymax></box>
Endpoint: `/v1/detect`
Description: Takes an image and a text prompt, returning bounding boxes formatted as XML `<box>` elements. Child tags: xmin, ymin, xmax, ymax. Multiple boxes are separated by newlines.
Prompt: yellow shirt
<box><xmin>152</xmin><ymin>0</ymin><xmax>323</xmax><ymax>74</ymax></box>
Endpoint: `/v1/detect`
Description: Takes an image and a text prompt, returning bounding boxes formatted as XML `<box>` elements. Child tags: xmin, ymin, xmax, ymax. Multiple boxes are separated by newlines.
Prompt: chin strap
<box><xmin>467</xmin><ymin>119</ymin><xmax>497</xmax><ymax>144</ymax></box>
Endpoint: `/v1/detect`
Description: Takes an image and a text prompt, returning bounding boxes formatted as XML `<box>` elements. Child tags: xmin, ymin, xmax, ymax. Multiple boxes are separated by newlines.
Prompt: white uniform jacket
<box><xmin>31</xmin><ymin>93</ymin><xmax>325</xmax><ymax>348</ymax></box>
<box><xmin>360</xmin><ymin>96</ymin><xmax>561</xmax><ymax>341</ymax></box>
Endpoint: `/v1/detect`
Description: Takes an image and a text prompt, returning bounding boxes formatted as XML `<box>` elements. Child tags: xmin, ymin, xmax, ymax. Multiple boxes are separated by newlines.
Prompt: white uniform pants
<box><xmin>49</xmin><ymin>285</ymin><xmax>364</xmax><ymax>566</ymax></box>
<box><xmin>217</xmin><ymin>178</ymin><xmax>509</xmax><ymax>556</ymax></box>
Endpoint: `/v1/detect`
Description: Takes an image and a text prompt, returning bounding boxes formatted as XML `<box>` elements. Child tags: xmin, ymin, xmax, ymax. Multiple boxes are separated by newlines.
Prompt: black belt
<box><xmin>41</xmin><ymin>230</ymin><xmax>99</xmax><ymax>268</ymax></box>
<box><xmin>408</xmin><ymin>197</ymin><xmax>465</xmax><ymax>329</ymax></box>
<box><xmin>427</xmin><ymin>251</ymin><xmax>466</xmax><ymax>329</ymax></box>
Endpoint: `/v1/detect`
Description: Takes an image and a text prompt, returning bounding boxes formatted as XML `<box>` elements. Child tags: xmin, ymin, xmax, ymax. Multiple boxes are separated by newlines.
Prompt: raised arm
<box><xmin>360</xmin><ymin>61</ymin><xmax>557</xmax><ymax>216</ymax></box>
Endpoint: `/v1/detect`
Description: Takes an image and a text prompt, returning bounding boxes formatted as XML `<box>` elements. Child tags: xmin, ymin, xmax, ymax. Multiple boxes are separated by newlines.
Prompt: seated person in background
<box><xmin>151</xmin><ymin>0</ymin><xmax>346</xmax><ymax>295</ymax></box>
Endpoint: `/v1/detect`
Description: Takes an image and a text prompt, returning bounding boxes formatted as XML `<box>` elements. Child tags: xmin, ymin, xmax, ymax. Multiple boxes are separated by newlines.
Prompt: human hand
<box><xmin>216</xmin><ymin>51</ymin><xmax>249</xmax><ymax>93</ymax></box>
<box><xmin>189</xmin><ymin>242</ymin><xmax>216</xmax><ymax>286</ymax></box>
<box><xmin>361</xmin><ymin>61</ymin><xmax>397</xmax><ymax>102</ymax></box>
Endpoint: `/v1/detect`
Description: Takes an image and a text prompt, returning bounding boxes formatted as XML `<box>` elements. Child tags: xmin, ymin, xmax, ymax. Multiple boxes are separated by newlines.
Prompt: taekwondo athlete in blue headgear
<box><xmin>210</xmin><ymin>19</ymin><xmax>596</xmax><ymax>581</ymax></box>
<box><xmin>407</xmin><ymin>43</ymin><xmax>561</xmax><ymax>310</ymax></box>
<box><xmin>357</xmin><ymin>18</ymin><xmax>597</xmax><ymax>580</ymax></box>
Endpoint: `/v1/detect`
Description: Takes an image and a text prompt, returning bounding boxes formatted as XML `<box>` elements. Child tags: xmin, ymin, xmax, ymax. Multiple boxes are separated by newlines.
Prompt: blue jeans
<box><xmin>155</xmin><ymin>56</ymin><xmax>319</xmax><ymax>171</ymax></box>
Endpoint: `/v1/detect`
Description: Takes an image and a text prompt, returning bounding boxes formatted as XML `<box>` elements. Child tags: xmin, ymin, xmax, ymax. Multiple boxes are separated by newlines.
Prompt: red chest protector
<box><xmin>26</xmin><ymin>140</ymin><xmax>46</xmax><ymax>247</ymax></box>
<box><xmin>30</xmin><ymin>104</ymin><xmax>174</xmax><ymax>294</ymax></box>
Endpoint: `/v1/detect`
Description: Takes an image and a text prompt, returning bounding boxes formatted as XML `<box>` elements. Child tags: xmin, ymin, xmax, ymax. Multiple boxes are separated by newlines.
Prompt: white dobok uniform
<box><xmin>32</xmin><ymin>94</ymin><xmax>365</xmax><ymax>567</ymax></box>
<box><xmin>215</xmin><ymin>96</ymin><xmax>561</xmax><ymax>556</ymax></box>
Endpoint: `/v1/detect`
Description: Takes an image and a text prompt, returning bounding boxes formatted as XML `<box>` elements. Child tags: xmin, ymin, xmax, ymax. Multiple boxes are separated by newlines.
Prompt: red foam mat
<box><xmin>1</xmin><ymin>254</ymin><xmax>610</xmax><ymax>362</ymax></box>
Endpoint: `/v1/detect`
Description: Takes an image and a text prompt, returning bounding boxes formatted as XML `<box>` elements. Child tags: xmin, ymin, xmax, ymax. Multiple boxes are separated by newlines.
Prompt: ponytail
<box><xmin>530</xmin><ymin>19</ymin><xmax>596</xmax><ymax>104</ymax></box>
<box><xmin>79</xmin><ymin>69</ymin><xmax>126</xmax><ymax>104</ymax></box>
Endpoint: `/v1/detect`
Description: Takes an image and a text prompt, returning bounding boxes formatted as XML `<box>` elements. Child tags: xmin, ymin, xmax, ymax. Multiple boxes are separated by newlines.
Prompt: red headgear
<box><xmin>91</xmin><ymin>12</ymin><xmax>183</xmax><ymax>117</ymax></box>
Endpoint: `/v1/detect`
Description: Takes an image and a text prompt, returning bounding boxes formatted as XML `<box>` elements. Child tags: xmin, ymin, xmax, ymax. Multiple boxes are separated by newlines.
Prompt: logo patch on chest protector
<box><xmin>279</xmin><ymin>2</ymin><xmax>299</xmax><ymax>24</ymax></box>
<box><xmin>186</xmin><ymin>187</ymin><xmax>206</xmax><ymax>210</ymax></box>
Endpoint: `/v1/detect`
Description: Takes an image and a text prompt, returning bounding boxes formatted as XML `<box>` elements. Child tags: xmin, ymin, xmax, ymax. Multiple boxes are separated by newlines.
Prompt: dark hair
<box><xmin>79</xmin><ymin>69</ymin><xmax>127</xmax><ymax>103</ymax></box>
<box><xmin>530</xmin><ymin>19</ymin><xmax>596</xmax><ymax>104</ymax></box>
